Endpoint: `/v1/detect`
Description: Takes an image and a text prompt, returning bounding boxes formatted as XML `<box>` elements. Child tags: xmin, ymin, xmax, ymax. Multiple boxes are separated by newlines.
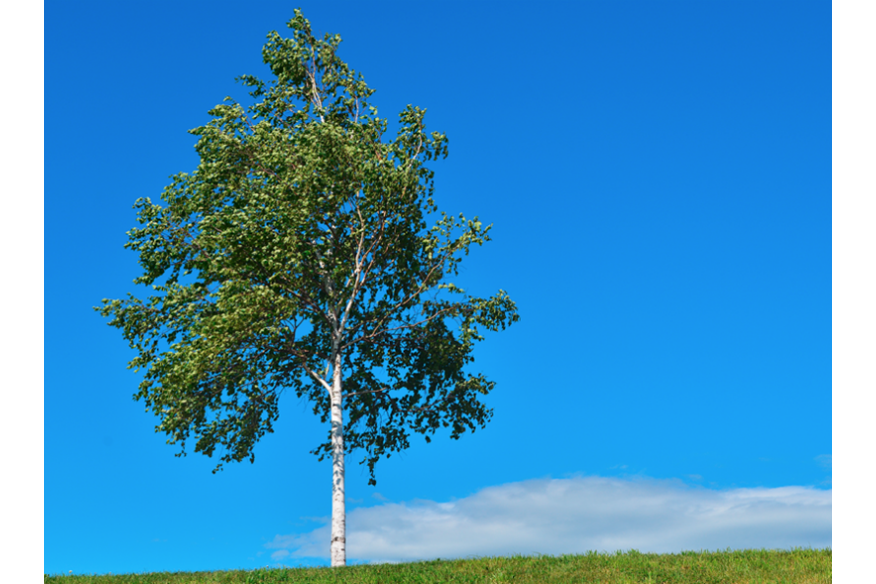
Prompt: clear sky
<box><xmin>43</xmin><ymin>0</ymin><xmax>831</xmax><ymax>576</ymax></box>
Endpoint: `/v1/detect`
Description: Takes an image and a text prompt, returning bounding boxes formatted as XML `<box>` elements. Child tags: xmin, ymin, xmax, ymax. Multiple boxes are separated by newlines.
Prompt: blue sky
<box><xmin>41</xmin><ymin>0</ymin><xmax>832</xmax><ymax>576</ymax></box>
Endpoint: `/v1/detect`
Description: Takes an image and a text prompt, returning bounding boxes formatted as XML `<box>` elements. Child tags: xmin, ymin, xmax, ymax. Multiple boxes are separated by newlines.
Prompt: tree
<box><xmin>97</xmin><ymin>10</ymin><xmax>518</xmax><ymax>568</ymax></box>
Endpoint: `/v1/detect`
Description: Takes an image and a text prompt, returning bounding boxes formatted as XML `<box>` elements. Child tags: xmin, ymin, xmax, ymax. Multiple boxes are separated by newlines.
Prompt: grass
<box><xmin>44</xmin><ymin>548</ymin><xmax>831</xmax><ymax>584</ymax></box>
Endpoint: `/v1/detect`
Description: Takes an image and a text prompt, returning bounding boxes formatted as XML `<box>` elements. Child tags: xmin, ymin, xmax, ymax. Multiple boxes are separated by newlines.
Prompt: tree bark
<box><xmin>330</xmin><ymin>349</ymin><xmax>346</xmax><ymax>567</ymax></box>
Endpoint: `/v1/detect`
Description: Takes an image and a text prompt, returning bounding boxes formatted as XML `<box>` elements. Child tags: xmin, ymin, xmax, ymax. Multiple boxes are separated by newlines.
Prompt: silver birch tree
<box><xmin>97</xmin><ymin>10</ymin><xmax>518</xmax><ymax>568</ymax></box>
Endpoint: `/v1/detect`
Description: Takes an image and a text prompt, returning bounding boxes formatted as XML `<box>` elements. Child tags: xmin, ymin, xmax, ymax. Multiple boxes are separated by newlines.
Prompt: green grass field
<box><xmin>44</xmin><ymin>548</ymin><xmax>831</xmax><ymax>584</ymax></box>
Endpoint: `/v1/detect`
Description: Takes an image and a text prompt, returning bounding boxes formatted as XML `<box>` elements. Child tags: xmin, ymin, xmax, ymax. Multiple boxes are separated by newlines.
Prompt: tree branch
<box><xmin>342</xmin><ymin>387</ymin><xmax>388</xmax><ymax>400</ymax></box>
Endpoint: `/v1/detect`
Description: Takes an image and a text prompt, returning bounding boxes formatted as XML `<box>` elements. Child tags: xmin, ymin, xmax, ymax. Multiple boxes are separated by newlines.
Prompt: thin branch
<box><xmin>342</xmin><ymin>304</ymin><xmax>457</xmax><ymax>351</ymax></box>
<box><xmin>342</xmin><ymin>387</ymin><xmax>389</xmax><ymax>400</ymax></box>
<box><xmin>285</xmin><ymin>346</ymin><xmax>331</xmax><ymax>393</ymax></box>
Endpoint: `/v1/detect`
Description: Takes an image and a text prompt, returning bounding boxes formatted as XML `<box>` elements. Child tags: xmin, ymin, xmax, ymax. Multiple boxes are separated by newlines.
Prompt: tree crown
<box><xmin>98</xmin><ymin>10</ymin><xmax>519</xmax><ymax>484</ymax></box>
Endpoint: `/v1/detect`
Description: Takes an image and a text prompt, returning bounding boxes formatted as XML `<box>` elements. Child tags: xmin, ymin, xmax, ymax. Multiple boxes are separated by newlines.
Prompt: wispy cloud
<box><xmin>815</xmin><ymin>454</ymin><xmax>832</xmax><ymax>486</ymax></box>
<box><xmin>815</xmin><ymin>454</ymin><xmax>832</xmax><ymax>469</ymax></box>
<box><xmin>266</xmin><ymin>476</ymin><xmax>831</xmax><ymax>563</ymax></box>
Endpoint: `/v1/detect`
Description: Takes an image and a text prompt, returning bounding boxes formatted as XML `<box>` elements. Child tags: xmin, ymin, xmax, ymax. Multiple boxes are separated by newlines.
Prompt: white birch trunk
<box><xmin>330</xmin><ymin>349</ymin><xmax>346</xmax><ymax>567</ymax></box>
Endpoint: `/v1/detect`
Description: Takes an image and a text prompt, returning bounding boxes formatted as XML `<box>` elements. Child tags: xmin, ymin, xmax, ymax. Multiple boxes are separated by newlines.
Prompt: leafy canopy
<box><xmin>98</xmin><ymin>10</ymin><xmax>519</xmax><ymax>484</ymax></box>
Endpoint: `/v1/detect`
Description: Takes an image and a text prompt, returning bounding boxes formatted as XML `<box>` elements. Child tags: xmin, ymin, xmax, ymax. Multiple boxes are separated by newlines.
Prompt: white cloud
<box><xmin>266</xmin><ymin>476</ymin><xmax>831</xmax><ymax>563</ymax></box>
<box><xmin>815</xmin><ymin>454</ymin><xmax>832</xmax><ymax>469</ymax></box>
